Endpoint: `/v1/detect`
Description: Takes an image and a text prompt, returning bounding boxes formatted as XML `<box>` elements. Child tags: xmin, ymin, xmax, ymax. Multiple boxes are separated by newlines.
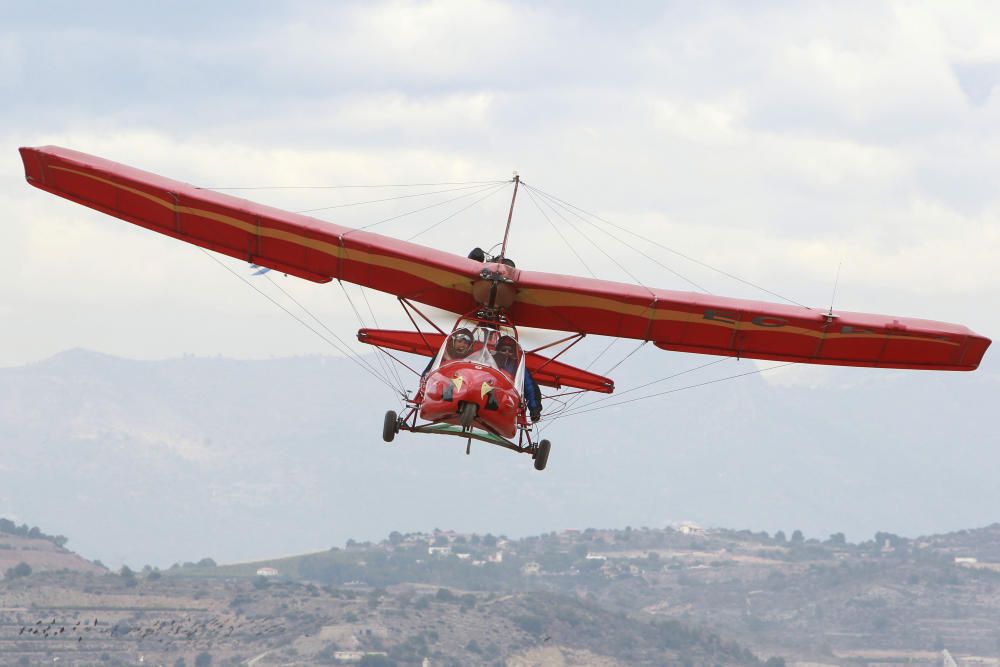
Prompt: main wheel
<box><xmin>459</xmin><ymin>402</ymin><xmax>477</xmax><ymax>430</ymax></box>
<box><xmin>382</xmin><ymin>410</ymin><xmax>398</xmax><ymax>443</ymax></box>
<box><xmin>534</xmin><ymin>439</ymin><xmax>551</xmax><ymax>471</ymax></box>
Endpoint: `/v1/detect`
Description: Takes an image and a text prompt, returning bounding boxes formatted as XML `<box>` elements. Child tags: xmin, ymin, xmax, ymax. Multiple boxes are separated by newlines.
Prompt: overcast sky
<box><xmin>3</xmin><ymin>1</ymin><xmax>997</xmax><ymax>373</ymax></box>
<box><xmin>4</xmin><ymin>2</ymin><xmax>1000</xmax><ymax>564</ymax></box>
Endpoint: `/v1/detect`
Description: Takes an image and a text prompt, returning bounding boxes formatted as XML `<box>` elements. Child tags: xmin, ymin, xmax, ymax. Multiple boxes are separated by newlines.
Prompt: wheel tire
<box><xmin>534</xmin><ymin>439</ymin><xmax>551</xmax><ymax>471</ymax></box>
<box><xmin>382</xmin><ymin>410</ymin><xmax>398</xmax><ymax>443</ymax></box>
<box><xmin>459</xmin><ymin>402</ymin><xmax>477</xmax><ymax>430</ymax></box>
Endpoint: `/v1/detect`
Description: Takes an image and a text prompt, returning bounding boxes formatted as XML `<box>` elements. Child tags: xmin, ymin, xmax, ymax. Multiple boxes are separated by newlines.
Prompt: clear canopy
<box><xmin>432</xmin><ymin>321</ymin><xmax>525</xmax><ymax>389</ymax></box>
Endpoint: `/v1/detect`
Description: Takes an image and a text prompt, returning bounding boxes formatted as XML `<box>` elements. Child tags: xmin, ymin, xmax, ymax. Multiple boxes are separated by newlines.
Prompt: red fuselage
<box><xmin>419</xmin><ymin>360</ymin><xmax>521</xmax><ymax>438</ymax></box>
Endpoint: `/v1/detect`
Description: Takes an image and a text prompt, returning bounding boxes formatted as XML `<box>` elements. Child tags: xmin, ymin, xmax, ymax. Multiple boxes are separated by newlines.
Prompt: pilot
<box><xmin>444</xmin><ymin>329</ymin><xmax>474</xmax><ymax>361</ymax></box>
<box><xmin>493</xmin><ymin>335</ymin><xmax>542</xmax><ymax>422</ymax></box>
<box><xmin>422</xmin><ymin>328</ymin><xmax>475</xmax><ymax>379</ymax></box>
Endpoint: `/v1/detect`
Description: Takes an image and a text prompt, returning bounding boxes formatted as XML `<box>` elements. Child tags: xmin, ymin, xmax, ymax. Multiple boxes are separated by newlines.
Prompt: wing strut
<box><xmin>498</xmin><ymin>173</ymin><xmax>520</xmax><ymax>262</ymax></box>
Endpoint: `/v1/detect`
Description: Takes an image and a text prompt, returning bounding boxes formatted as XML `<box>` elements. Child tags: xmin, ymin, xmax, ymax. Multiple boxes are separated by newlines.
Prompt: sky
<box><xmin>1</xmin><ymin>2</ymin><xmax>999</xmax><ymax>561</ymax></box>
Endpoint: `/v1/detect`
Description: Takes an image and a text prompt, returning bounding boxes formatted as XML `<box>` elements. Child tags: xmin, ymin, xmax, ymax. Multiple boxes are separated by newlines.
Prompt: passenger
<box><xmin>493</xmin><ymin>336</ymin><xmax>543</xmax><ymax>422</ymax></box>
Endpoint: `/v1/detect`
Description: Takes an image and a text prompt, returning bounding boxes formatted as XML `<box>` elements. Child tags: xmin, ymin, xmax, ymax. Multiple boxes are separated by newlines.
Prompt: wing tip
<box><xmin>18</xmin><ymin>146</ymin><xmax>44</xmax><ymax>185</ymax></box>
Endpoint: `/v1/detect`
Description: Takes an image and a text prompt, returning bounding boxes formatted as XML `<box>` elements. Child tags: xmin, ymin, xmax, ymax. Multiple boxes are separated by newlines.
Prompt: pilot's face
<box><xmin>454</xmin><ymin>337</ymin><xmax>471</xmax><ymax>354</ymax></box>
<box><xmin>497</xmin><ymin>344</ymin><xmax>515</xmax><ymax>360</ymax></box>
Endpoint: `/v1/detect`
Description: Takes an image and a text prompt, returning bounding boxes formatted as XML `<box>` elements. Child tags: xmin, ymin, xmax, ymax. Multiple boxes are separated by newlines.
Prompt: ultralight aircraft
<box><xmin>19</xmin><ymin>147</ymin><xmax>992</xmax><ymax>471</ymax></box>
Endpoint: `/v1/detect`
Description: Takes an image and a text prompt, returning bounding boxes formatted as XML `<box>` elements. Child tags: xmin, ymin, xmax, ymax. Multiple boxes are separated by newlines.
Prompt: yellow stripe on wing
<box><xmin>517</xmin><ymin>287</ymin><xmax>958</xmax><ymax>347</ymax></box>
<box><xmin>50</xmin><ymin>165</ymin><xmax>474</xmax><ymax>292</ymax></box>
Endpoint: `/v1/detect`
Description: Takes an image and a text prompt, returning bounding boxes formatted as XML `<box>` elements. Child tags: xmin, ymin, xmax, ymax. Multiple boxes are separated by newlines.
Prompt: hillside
<box><xmin>0</xmin><ymin>568</ymin><xmax>773</xmax><ymax>666</ymax></box>
<box><xmin>0</xmin><ymin>520</ymin><xmax>104</xmax><ymax>578</ymax></box>
<box><xmin>173</xmin><ymin>523</ymin><xmax>1000</xmax><ymax>665</ymax></box>
<box><xmin>4</xmin><ymin>521</ymin><xmax>1000</xmax><ymax>665</ymax></box>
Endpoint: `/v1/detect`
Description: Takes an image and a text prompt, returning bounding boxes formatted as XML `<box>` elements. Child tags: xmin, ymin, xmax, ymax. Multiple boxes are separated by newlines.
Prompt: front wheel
<box><xmin>459</xmin><ymin>402</ymin><xmax>477</xmax><ymax>430</ymax></box>
<box><xmin>534</xmin><ymin>439</ymin><xmax>551</xmax><ymax>471</ymax></box>
<box><xmin>382</xmin><ymin>410</ymin><xmax>398</xmax><ymax>443</ymax></box>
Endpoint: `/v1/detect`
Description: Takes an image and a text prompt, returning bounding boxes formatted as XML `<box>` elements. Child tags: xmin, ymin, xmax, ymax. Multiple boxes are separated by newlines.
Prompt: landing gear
<box><xmin>533</xmin><ymin>439</ymin><xmax>551</xmax><ymax>471</ymax></box>
<box><xmin>382</xmin><ymin>410</ymin><xmax>398</xmax><ymax>443</ymax></box>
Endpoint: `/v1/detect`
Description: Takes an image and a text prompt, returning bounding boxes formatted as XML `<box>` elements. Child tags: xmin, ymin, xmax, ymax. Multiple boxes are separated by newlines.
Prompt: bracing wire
<box><xmin>357</xmin><ymin>286</ymin><xmax>407</xmax><ymax>391</ymax></box>
<box><xmin>199</xmin><ymin>179</ymin><xmax>505</xmax><ymax>191</ymax></box>
<box><xmin>524</xmin><ymin>184</ymin><xmax>813</xmax><ymax>309</ymax></box>
<box><xmin>351</xmin><ymin>183</ymin><xmax>512</xmax><ymax>232</ymax></box>
<box><xmin>198</xmin><ymin>250</ymin><xmax>402</xmax><ymax>395</ymax></box>
<box><xmin>335</xmin><ymin>280</ymin><xmax>406</xmax><ymax>398</ymax></box>
<box><xmin>538</xmin><ymin>337</ymin><xmax>623</xmax><ymax>430</ymax></box>
<box><xmin>604</xmin><ymin>340</ymin><xmax>648</xmax><ymax>375</ymax></box>
<box><xmin>526</xmin><ymin>184</ymin><xmax>711</xmax><ymax>294</ymax></box>
<box><xmin>342</xmin><ymin>281</ymin><xmax>408</xmax><ymax>398</ymax></box>
<box><xmin>259</xmin><ymin>272</ymin><xmax>401</xmax><ymax>392</ymax></box>
<box><xmin>557</xmin><ymin>356</ymin><xmax>730</xmax><ymax>416</ymax></box>
<box><xmin>539</xmin><ymin>342</ymin><xmax>645</xmax><ymax>427</ymax></box>
<box><xmin>295</xmin><ymin>182</ymin><xmax>506</xmax><ymax>214</ymax></box>
<box><xmin>260</xmin><ymin>272</ymin><xmax>405</xmax><ymax>394</ymax></box>
<box><xmin>545</xmin><ymin>361</ymin><xmax>796</xmax><ymax>422</ymax></box>
<box><xmin>407</xmin><ymin>182</ymin><xmax>510</xmax><ymax>241</ymax></box>
<box><xmin>531</xmin><ymin>187</ymin><xmax>650</xmax><ymax>291</ymax></box>
<box><xmin>525</xmin><ymin>188</ymin><xmax>597</xmax><ymax>278</ymax></box>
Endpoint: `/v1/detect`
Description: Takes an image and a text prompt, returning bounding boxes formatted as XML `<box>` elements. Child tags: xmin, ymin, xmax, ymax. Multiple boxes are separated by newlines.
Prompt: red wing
<box><xmin>357</xmin><ymin>329</ymin><xmax>614</xmax><ymax>393</ymax></box>
<box><xmin>509</xmin><ymin>270</ymin><xmax>991</xmax><ymax>371</ymax></box>
<box><xmin>19</xmin><ymin>146</ymin><xmax>482</xmax><ymax>314</ymax></box>
<box><xmin>22</xmin><ymin>146</ymin><xmax>990</xmax><ymax>372</ymax></box>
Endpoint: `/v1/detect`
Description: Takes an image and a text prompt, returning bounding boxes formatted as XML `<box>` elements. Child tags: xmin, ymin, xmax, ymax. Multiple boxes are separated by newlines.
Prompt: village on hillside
<box><xmin>3</xmin><ymin>519</ymin><xmax>1000</xmax><ymax>665</ymax></box>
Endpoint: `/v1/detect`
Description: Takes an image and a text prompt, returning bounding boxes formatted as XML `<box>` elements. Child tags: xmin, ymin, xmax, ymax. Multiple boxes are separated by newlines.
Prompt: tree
<box><xmin>435</xmin><ymin>587</ymin><xmax>456</xmax><ymax>602</ymax></box>
<box><xmin>827</xmin><ymin>533</ymin><xmax>846</xmax><ymax>546</ymax></box>
<box><xmin>388</xmin><ymin>531</ymin><xmax>403</xmax><ymax>546</ymax></box>
<box><xmin>791</xmin><ymin>530</ymin><xmax>804</xmax><ymax>544</ymax></box>
<box><xmin>120</xmin><ymin>565</ymin><xmax>138</xmax><ymax>588</ymax></box>
<box><xmin>774</xmin><ymin>531</ymin><xmax>787</xmax><ymax>543</ymax></box>
<box><xmin>6</xmin><ymin>562</ymin><xmax>31</xmax><ymax>579</ymax></box>
<box><xmin>358</xmin><ymin>656</ymin><xmax>396</xmax><ymax>667</ymax></box>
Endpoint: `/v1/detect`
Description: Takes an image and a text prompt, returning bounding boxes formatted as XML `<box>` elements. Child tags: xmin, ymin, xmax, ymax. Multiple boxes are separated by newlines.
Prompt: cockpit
<box><xmin>431</xmin><ymin>321</ymin><xmax>526</xmax><ymax>388</ymax></box>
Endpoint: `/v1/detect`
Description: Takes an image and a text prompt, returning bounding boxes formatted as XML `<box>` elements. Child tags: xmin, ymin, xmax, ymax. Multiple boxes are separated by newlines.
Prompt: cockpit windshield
<box><xmin>432</xmin><ymin>322</ymin><xmax>525</xmax><ymax>386</ymax></box>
